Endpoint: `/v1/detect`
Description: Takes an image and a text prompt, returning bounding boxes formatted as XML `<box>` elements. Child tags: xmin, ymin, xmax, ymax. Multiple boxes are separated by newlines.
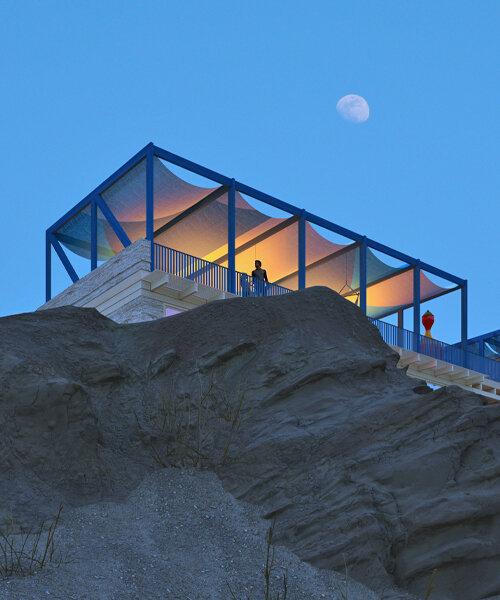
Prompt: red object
<box><xmin>422</xmin><ymin>310</ymin><xmax>434</xmax><ymax>338</ymax></box>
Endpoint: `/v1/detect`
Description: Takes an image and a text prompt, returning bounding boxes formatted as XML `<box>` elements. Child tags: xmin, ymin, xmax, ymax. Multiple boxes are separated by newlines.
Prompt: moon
<box><xmin>336</xmin><ymin>94</ymin><xmax>370</xmax><ymax>123</ymax></box>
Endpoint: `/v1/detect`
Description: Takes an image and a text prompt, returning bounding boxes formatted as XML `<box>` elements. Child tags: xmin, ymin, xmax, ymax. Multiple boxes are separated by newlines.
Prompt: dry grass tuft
<box><xmin>0</xmin><ymin>504</ymin><xmax>64</xmax><ymax>578</ymax></box>
<box><xmin>228</xmin><ymin>517</ymin><xmax>288</xmax><ymax>600</ymax></box>
<box><xmin>135</xmin><ymin>369</ymin><xmax>248</xmax><ymax>469</ymax></box>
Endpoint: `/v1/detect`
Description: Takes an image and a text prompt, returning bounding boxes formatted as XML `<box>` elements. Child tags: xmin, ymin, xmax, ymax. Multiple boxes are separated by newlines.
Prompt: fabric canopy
<box><xmin>54</xmin><ymin>157</ymin><xmax>453</xmax><ymax>318</ymax></box>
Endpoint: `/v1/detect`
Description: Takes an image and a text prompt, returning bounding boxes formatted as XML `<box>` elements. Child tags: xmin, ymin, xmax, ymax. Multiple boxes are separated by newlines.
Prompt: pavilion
<box><xmin>45</xmin><ymin>143</ymin><xmax>467</xmax><ymax>338</ymax></box>
<box><xmin>41</xmin><ymin>143</ymin><xmax>500</xmax><ymax>397</ymax></box>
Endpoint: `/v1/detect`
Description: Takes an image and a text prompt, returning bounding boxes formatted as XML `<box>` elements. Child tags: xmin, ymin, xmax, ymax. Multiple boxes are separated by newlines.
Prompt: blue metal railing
<box><xmin>369</xmin><ymin>317</ymin><xmax>500</xmax><ymax>382</ymax></box>
<box><xmin>152</xmin><ymin>243</ymin><xmax>498</xmax><ymax>383</ymax></box>
<box><xmin>153</xmin><ymin>243</ymin><xmax>291</xmax><ymax>299</ymax></box>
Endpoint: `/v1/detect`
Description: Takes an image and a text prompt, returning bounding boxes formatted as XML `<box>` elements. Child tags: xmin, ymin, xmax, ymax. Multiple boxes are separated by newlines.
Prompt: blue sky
<box><xmin>0</xmin><ymin>1</ymin><xmax>498</xmax><ymax>343</ymax></box>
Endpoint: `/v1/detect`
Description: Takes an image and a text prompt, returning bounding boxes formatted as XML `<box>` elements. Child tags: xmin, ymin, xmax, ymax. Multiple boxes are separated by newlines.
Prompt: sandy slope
<box><xmin>0</xmin><ymin>468</ymin><xmax>387</xmax><ymax>600</ymax></box>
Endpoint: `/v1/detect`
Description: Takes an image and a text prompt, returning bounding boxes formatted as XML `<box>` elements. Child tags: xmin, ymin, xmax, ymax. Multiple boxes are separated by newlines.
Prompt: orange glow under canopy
<box><xmin>54</xmin><ymin>157</ymin><xmax>452</xmax><ymax>318</ymax></box>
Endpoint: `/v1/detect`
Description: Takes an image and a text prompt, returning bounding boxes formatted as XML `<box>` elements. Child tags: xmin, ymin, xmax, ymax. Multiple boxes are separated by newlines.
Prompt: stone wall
<box><xmin>107</xmin><ymin>294</ymin><xmax>167</xmax><ymax>323</ymax></box>
<box><xmin>39</xmin><ymin>239</ymin><xmax>152</xmax><ymax>315</ymax></box>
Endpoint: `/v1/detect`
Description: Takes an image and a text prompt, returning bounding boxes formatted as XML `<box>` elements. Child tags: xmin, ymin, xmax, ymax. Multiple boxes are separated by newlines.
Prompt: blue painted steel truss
<box><xmin>45</xmin><ymin>142</ymin><xmax>469</xmax><ymax>350</ymax></box>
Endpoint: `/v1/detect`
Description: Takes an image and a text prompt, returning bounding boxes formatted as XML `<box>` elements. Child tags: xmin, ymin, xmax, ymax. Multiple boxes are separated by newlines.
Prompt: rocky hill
<box><xmin>0</xmin><ymin>287</ymin><xmax>498</xmax><ymax>599</ymax></box>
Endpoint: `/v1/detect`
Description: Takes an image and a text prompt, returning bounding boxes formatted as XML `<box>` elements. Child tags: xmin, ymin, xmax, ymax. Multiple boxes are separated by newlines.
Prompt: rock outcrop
<box><xmin>1</xmin><ymin>287</ymin><xmax>498</xmax><ymax>599</ymax></box>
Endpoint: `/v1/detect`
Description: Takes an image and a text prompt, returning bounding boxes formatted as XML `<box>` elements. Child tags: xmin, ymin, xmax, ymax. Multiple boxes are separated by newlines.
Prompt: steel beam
<box><xmin>461</xmin><ymin>329</ymin><xmax>500</xmax><ymax>345</ymax></box>
<box><xmin>304</xmin><ymin>212</ymin><xmax>363</xmax><ymax>243</ymax></box>
<box><xmin>374</xmin><ymin>284</ymin><xmax>461</xmax><ymax>320</ymax></box>
<box><xmin>419</xmin><ymin>260</ymin><xmax>465</xmax><ymax>286</ymax></box>
<box><xmin>153</xmin><ymin>185</ymin><xmax>228</xmax><ymax>239</ymax></box>
<box><xmin>153</xmin><ymin>145</ymin><xmax>232</xmax><ymax>186</ymax></box>
<box><xmin>346</xmin><ymin>264</ymin><xmax>414</xmax><ymax>297</ymax></box>
<box><xmin>214</xmin><ymin>215</ymin><xmax>299</xmax><ymax>265</ymax></box>
<box><xmin>153</xmin><ymin>144</ymin><xmax>464</xmax><ymax>287</ymax></box>
<box><xmin>274</xmin><ymin>241</ymin><xmax>360</xmax><ymax>285</ymax></box>
<box><xmin>236</xmin><ymin>181</ymin><xmax>302</xmax><ymax>217</ymax></box>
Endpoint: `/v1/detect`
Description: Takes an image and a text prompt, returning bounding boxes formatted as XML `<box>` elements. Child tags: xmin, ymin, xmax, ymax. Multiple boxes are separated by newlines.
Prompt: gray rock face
<box><xmin>1</xmin><ymin>287</ymin><xmax>498</xmax><ymax>600</ymax></box>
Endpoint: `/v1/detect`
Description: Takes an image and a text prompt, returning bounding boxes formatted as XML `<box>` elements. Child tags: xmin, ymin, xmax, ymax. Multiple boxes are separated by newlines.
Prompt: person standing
<box><xmin>251</xmin><ymin>260</ymin><xmax>268</xmax><ymax>296</ymax></box>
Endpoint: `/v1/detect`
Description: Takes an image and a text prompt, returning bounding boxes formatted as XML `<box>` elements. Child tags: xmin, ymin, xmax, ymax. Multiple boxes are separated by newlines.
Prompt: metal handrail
<box><xmin>369</xmin><ymin>317</ymin><xmax>500</xmax><ymax>382</ymax></box>
<box><xmin>152</xmin><ymin>242</ymin><xmax>498</xmax><ymax>382</ymax></box>
<box><xmin>153</xmin><ymin>243</ymin><xmax>291</xmax><ymax>298</ymax></box>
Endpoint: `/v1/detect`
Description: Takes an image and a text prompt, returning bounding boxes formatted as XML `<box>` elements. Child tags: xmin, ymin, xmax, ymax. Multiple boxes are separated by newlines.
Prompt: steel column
<box><xmin>298</xmin><ymin>210</ymin><xmax>306</xmax><ymax>289</ymax></box>
<box><xmin>228</xmin><ymin>178</ymin><xmax>236</xmax><ymax>294</ymax></box>
<box><xmin>397</xmin><ymin>309</ymin><xmax>404</xmax><ymax>347</ymax></box>
<box><xmin>461</xmin><ymin>281</ymin><xmax>468</xmax><ymax>366</ymax></box>
<box><xmin>146</xmin><ymin>147</ymin><xmax>154</xmax><ymax>271</ymax></box>
<box><xmin>45</xmin><ymin>232</ymin><xmax>52</xmax><ymax>302</ymax></box>
<box><xmin>413</xmin><ymin>261</ymin><xmax>421</xmax><ymax>352</ymax></box>
<box><xmin>360</xmin><ymin>236</ymin><xmax>367</xmax><ymax>314</ymax></box>
<box><xmin>91</xmin><ymin>200</ymin><xmax>97</xmax><ymax>271</ymax></box>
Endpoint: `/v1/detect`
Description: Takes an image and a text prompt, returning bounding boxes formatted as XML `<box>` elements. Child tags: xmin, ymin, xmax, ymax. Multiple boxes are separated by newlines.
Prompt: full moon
<box><xmin>336</xmin><ymin>94</ymin><xmax>370</xmax><ymax>123</ymax></box>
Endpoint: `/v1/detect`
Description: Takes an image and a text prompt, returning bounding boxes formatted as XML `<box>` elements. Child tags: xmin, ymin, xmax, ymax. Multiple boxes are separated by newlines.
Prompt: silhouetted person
<box><xmin>252</xmin><ymin>260</ymin><xmax>268</xmax><ymax>296</ymax></box>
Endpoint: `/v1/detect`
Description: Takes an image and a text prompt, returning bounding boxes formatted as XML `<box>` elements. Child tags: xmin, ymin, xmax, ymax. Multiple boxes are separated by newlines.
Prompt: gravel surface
<box><xmin>0</xmin><ymin>468</ymin><xmax>390</xmax><ymax>600</ymax></box>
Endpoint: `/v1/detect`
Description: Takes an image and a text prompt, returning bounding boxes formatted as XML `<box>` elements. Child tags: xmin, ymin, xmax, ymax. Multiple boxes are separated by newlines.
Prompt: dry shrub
<box><xmin>135</xmin><ymin>369</ymin><xmax>248</xmax><ymax>469</ymax></box>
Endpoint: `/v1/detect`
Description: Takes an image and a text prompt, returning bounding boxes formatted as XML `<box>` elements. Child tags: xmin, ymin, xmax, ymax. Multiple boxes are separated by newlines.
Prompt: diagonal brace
<box><xmin>49</xmin><ymin>233</ymin><xmax>79</xmax><ymax>283</ymax></box>
<box><xmin>95</xmin><ymin>194</ymin><xmax>132</xmax><ymax>249</ymax></box>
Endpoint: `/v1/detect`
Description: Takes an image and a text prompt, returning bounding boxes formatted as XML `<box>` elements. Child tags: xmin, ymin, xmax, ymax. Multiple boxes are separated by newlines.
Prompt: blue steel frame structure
<box><xmin>45</xmin><ymin>142</ymin><xmax>469</xmax><ymax>352</ymax></box>
<box><xmin>454</xmin><ymin>329</ymin><xmax>500</xmax><ymax>358</ymax></box>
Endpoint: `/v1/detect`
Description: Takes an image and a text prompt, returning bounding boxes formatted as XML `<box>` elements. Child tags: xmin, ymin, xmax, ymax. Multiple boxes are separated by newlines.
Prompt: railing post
<box><xmin>359</xmin><ymin>236</ymin><xmax>367</xmax><ymax>314</ymax></box>
<box><xmin>146</xmin><ymin>147</ymin><xmax>155</xmax><ymax>271</ymax></box>
<box><xmin>228</xmin><ymin>178</ymin><xmax>236</xmax><ymax>293</ymax></box>
<box><xmin>45</xmin><ymin>231</ymin><xmax>51</xmax><ymax>302</ymax></box>
<box><xmin>461</xmin><ymin>281</ymin><xmax>468</xmax><ymax>367</ymax></box>
<box><xmin>298</xmin><ymin>210</ymin><xmax>306</xmax><ymax>290</ymax></box>
<box><xmin>413</xmin><ymin>260</ymin><xmax>421</xmax><ymax>353</ymax></box>
<box><xmin>91</xmin><ymin>200</ymin><xmax>97</xmax><ymax>271</ymax></box>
